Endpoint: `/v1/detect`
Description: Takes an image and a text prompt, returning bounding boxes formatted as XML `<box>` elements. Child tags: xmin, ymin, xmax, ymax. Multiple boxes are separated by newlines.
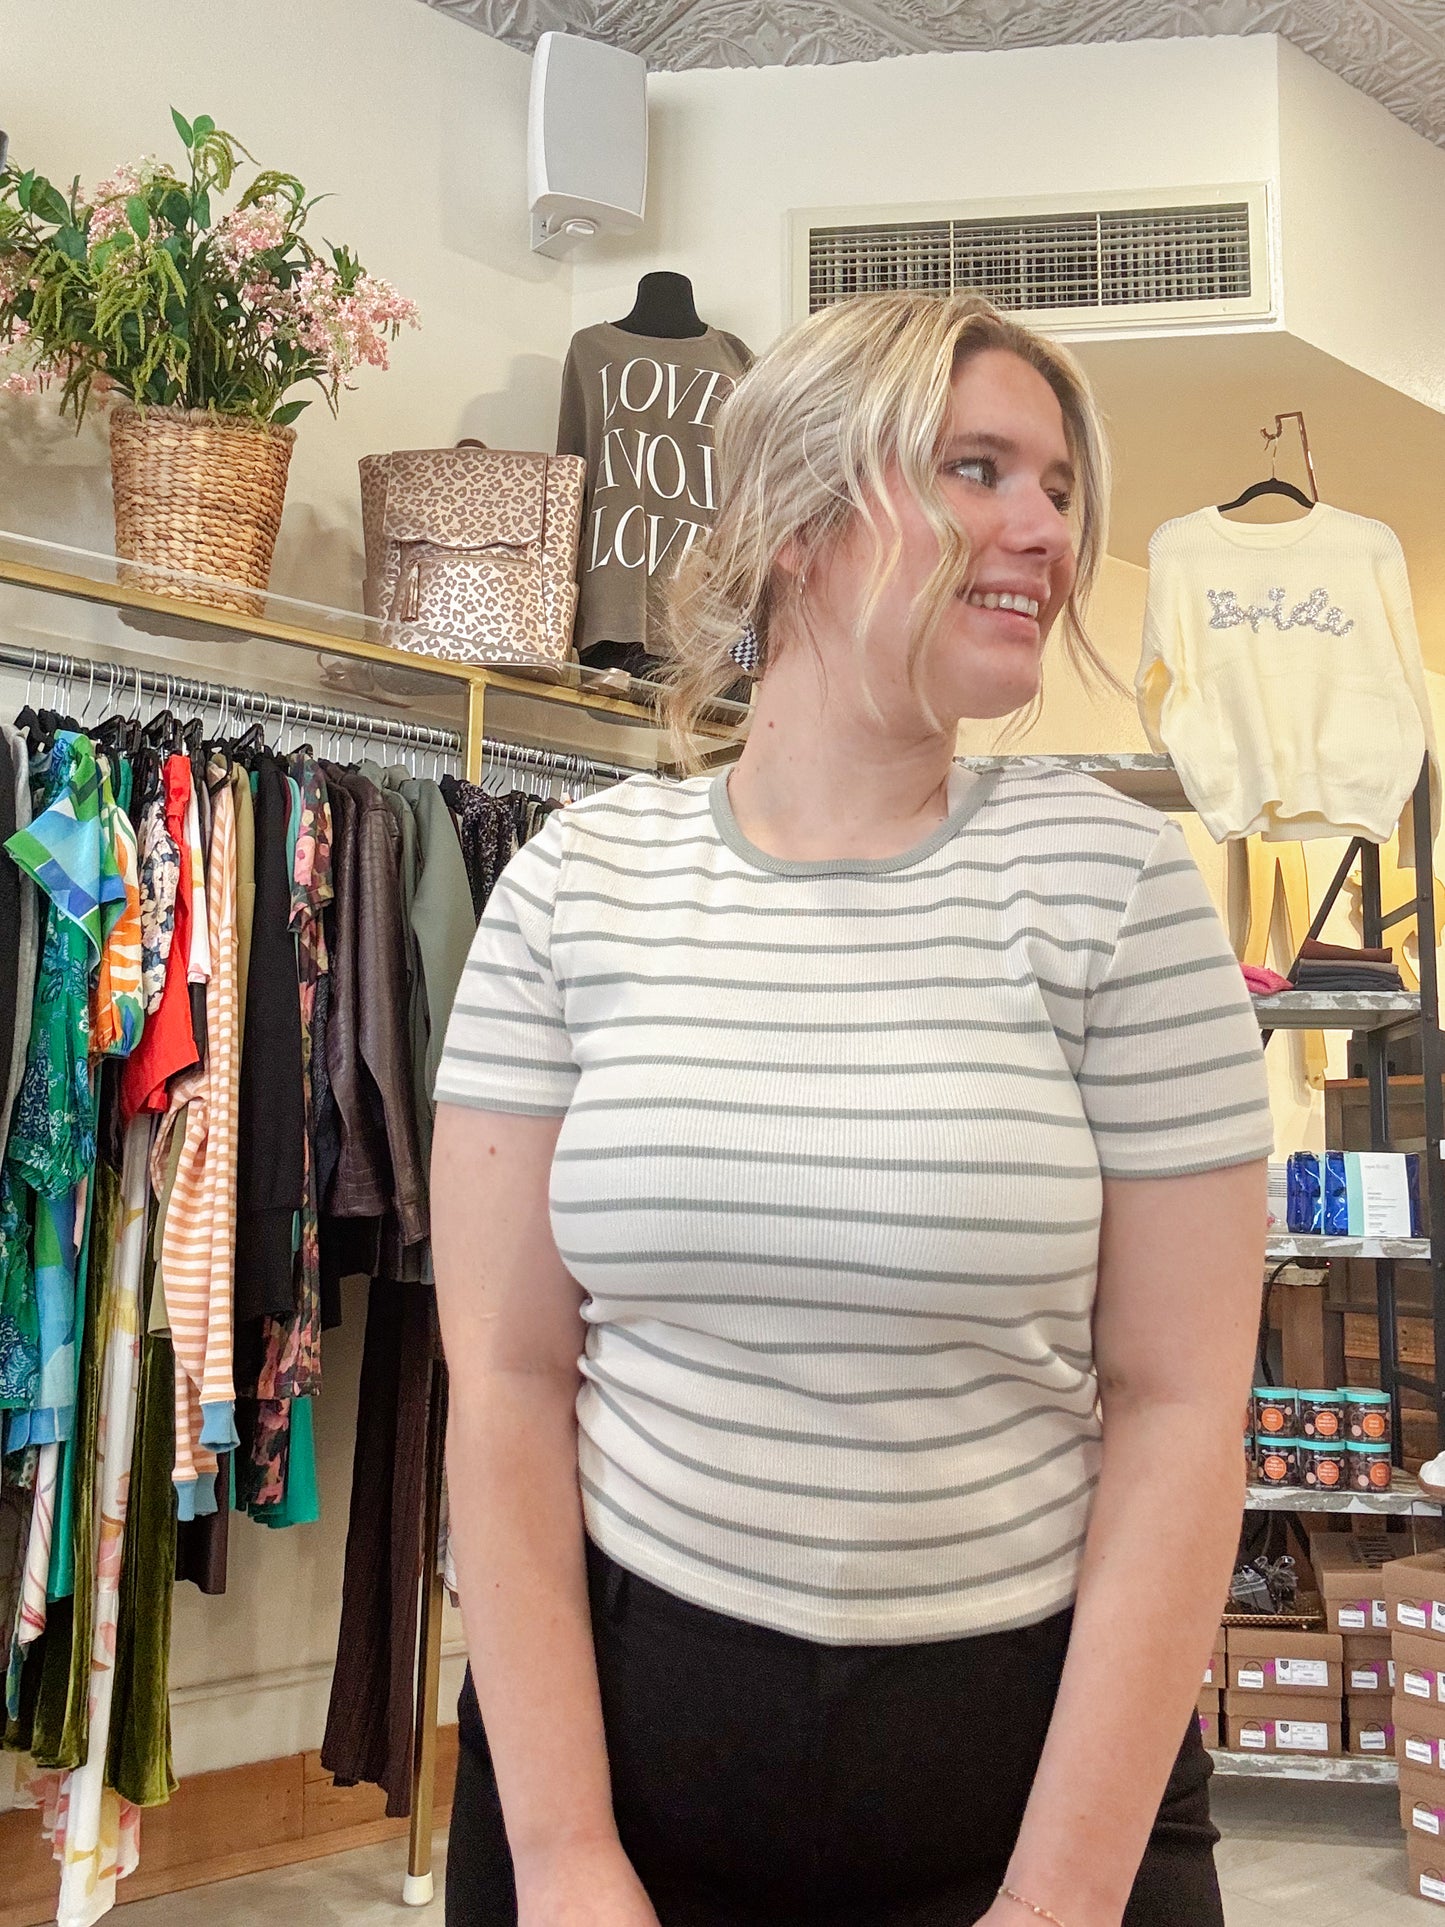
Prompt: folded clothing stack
<box><xmin>1290</xmin><ymin>937</ymin><xmax>1404</xmax><ymax>994</ymax></box>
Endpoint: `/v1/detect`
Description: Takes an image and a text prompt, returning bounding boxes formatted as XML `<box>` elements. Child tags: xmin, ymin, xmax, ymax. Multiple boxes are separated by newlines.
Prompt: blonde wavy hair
<box><xmin>661</xmin><ymin>290</ymin><xmax>1122</xmax><ymax>771</ymax></box>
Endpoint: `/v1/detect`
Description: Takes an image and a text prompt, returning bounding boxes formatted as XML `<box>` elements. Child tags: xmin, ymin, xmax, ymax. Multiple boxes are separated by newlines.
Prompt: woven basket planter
<box><xmin>109</xmin><ymin>401</ymin><xmax>296</xmax><ymax>615</ymax></box>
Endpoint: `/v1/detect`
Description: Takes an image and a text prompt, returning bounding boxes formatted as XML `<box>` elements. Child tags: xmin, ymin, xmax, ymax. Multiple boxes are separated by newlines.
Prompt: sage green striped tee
<box><xmin>435</xmin><ymin>762</ymin><xmax>1273</xmax><ymax>1645</ymax></box>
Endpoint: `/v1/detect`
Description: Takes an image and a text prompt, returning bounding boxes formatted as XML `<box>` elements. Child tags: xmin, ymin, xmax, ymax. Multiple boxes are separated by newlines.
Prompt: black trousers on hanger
<box><xmin>445</xmin><ymin>1540</ymin><xmax>1222</xmax><ymax>1927</ymax></box>
<box><xmin>320</xmin><ymin>1277</ymin><xmax>436</xmax><ymax>1814</ymax></box>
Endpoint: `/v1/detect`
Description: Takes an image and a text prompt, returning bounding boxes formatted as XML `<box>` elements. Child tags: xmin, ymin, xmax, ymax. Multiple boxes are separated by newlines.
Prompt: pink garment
<box><xmin>1242</xmin><ymin>964</ymin><xmax>1292</xmax><ymax>995</ymax></box>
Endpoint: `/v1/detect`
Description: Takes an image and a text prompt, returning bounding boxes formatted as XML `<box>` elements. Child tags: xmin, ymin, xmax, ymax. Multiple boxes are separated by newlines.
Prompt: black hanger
<box><xmin>1219</xmin><ymin>411</ymin><xmax>1319</xmax><ymax>516</ymax></box>
<box><xmin>1217</xmin><ymin>474</ymin><xmax>1315</xmax><ymax>514</ymax></box>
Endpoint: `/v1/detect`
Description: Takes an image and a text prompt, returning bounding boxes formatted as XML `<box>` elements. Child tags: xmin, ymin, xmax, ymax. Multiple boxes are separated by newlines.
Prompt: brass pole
<box><xmin>403</xmin><ymin>1359</ymin><xmax>450</xmax><ymax>1904</ymax></box>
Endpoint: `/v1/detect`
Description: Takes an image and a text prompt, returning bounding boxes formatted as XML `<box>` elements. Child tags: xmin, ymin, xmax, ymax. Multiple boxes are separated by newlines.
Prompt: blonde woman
<box><xmin>433</xmin><ymin>291</ymin><xmax>1270</xmax><ymax>1927</ymax></box>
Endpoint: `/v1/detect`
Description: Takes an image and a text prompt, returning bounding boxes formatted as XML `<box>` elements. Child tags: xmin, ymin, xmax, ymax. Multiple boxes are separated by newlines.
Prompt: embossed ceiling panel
<box><xmin>425</xmin><ymin>0</ymin><xmax>1445</xmax><ymax>147</ymax></box>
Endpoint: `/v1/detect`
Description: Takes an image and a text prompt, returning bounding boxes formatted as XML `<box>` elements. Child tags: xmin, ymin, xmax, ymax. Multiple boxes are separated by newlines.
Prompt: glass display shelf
<box><xmin>1253</xmin><ymin>990</ymin><xmax>1421</xmax><ymax>1032</ymax></box>
<box><xmin>1266</xmin><ymin>1233</ymin><xmax>1429</xmax><ymax>1262</ymax></box>
<box><xmin>0</xmin><ymin>528</ymin><xmax>750</xmax><ymax>748</ymax></box>
<box><xmin>959</xmin><ymin>750</ymin><xmax>1191</xmax><ymax>812</ymax></box>
<box><xmin>1246</xmin><ymin>1472</ymin><xmax>1441</xmax><ymax>1516</ymax></box>
<box><xmin>1210</xmin><ymin>1751</ymin><xmax>1397</xmax><ymax>1784</ymax></box>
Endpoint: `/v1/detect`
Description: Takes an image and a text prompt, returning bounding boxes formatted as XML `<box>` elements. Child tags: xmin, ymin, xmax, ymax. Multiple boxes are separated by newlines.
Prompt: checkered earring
<box><xmin>730</xmin><ymin>619</ymin><xmax>761</xmax><ymax>674</ymax></box>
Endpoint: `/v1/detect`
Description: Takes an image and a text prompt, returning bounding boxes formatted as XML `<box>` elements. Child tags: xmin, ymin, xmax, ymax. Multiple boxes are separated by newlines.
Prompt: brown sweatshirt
<box><xmin>557</xmin><ymin>321</ymin><xmax>753</xmax><ymax>660</ymax></box>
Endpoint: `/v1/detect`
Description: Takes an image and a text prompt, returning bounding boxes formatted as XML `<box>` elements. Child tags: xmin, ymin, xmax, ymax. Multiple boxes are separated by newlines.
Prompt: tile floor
<box><xmin>108</xmin><ymin>1781</ymin><xmax>1433</xmax><ymax>1925</ymax></box>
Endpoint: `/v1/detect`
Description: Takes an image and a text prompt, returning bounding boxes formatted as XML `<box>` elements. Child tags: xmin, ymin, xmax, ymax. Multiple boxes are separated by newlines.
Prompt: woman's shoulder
<box><xmin>552</xmin><ymin>772</ymin><xmax>716</xmax><ymax>853</ymax></box>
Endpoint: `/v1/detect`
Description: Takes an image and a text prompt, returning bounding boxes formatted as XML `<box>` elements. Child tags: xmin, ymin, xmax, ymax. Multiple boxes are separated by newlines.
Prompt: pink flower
<box><xmin>213</xmin><ymin>199</ymin><xmax>289</xmax><ymax>271</ymax></box>
<box><xmin>88</xmin><ymin>201</ymin><xmax>131</xmax><ymax>244</ymax></box>
<box><xmin>1</xmin><ymin>369</ymin><xmax>44</xmax><ymax>395</ymax></box>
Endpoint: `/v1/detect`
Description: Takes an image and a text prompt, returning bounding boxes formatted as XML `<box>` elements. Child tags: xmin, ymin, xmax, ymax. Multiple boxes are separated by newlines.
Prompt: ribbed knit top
<box><xmin>1136</xmin><ymin>504</ymin><xmax>1440</xmax><ymax>868</ymax></box>
<box><xmin>435</xmin><ymin>762</ymin><xmax>1273</xmax><ymax>1644</ymax></box>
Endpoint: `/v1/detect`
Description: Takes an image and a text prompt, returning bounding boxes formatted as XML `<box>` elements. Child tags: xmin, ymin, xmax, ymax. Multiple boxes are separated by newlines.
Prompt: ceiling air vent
<box><xmin>793</xmin><ymin>187</ymin><xmax>1274</xmax><ymax>337</ymax></box>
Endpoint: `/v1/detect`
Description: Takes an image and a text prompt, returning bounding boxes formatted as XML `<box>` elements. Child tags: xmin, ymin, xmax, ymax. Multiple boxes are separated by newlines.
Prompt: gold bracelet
<box><xmin>997</xmin><ymin>1885</ymin><xmax>1069</xmax><ymax>1927</ymax></box>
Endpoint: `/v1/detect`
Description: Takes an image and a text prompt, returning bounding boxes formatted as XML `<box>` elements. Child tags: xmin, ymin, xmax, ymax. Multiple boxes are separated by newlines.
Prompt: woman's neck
<box><xmin>727</xmin><ymin>644</ymin><xmax>957</xmax><ymax>864</ymax></box>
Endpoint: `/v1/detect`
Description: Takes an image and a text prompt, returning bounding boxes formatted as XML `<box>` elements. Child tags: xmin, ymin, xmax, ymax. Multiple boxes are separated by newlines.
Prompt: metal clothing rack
<box><xmin>0</xmin><ymin>539</ymin><xmax>715</xmax><ymax>1912</ymax></box>
<box><xmin>0</xmin><ymin>633</ymin><xmax>653</xmax><ymax>1905</ymax></box>
<box><xmin>0</xmin><ymin>641</ymin><xmax>464</xmax><ymax>765</ymax></box>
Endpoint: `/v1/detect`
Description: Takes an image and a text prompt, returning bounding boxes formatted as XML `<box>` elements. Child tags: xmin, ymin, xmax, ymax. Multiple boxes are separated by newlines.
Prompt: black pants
<box><xmin>448</xmin><ymin>1542</ymin><xmax>1223</xmax><ymax>1926</ymax></box>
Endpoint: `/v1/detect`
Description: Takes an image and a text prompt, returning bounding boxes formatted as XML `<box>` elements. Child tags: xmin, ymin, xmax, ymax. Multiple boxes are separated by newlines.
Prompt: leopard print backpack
<box><xmin>359</xmin><ymin>441</ymin><xmax>585</xmax><ymax>667</ymax></box>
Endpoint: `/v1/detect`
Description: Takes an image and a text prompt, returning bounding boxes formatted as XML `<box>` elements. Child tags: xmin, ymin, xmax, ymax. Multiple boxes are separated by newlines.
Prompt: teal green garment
<box><xmin>46</xmin><ymin>1157</ymin><xmax>99</xmax><ymax>1603</ymax></box>
<box><xmin>253</xmin><ymin>1394</ymin><xmax>319</xmax><ymax>1528</ymax></box>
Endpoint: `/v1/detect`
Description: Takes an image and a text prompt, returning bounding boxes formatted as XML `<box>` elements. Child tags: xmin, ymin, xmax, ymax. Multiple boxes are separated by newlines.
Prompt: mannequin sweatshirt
<box><xmin>1136</xmin><ymin>504</ymin><xmax>1440</xmax><ymax>868</ymax></box>
<box><xmin>557</xmin><ymin>322</ymin><xmax>752</xmax><ymax>660</ymax></box>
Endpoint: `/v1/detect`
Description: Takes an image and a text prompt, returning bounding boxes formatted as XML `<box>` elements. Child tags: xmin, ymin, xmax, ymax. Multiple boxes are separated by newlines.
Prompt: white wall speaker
<box><xmin>528</xmin><ymin>32</ymin><xmax>648</xmax><ymax>259</ymax></box>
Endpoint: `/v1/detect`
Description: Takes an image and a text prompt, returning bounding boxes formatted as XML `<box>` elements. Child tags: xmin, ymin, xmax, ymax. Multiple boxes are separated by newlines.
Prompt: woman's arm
<box><xmin>995</xmin><ymin>1156</ymin><xmax>1265</xmax><ymax>1927</ymax></box>
<box><xmin>431</xmin><ymin>1100</ymin><xmax>659</xmax><ymax>1925</ymax></box>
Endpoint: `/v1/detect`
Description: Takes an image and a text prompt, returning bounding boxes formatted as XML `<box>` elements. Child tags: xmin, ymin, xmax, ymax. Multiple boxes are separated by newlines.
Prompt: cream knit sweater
<box><xmin>1136</xmin><ymin>504</ymin><xmax>1440</xmax><ymax>867</ymax></box>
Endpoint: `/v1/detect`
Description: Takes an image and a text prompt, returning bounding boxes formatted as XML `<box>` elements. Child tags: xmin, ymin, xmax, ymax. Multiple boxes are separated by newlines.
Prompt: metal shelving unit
<box><xmin>963</xmin><ymin>748</ymin><xmax>1445</xmax><ymax>1452</ymax></box>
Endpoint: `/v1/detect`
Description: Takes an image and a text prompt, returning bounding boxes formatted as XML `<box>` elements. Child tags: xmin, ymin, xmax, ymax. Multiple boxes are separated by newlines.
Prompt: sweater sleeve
<box><xmin>1075</xmin><ymin>820</ymin><xmax>1273</xmax><ymax>1179</ymax></box>
<box><xmin>1377</xmin><ymin>529</ymin><xmax>1441</xmax><ymax>872</ymax></box>
<box><xmin>1134</xmin><ymin>529</ymin><xmax>1176</xmax><ymax>756</ymax></box>
<box><xmin>434</xmin><ymin>814</ymin><xmax>578</xmax><ymax>1117</ymax></box>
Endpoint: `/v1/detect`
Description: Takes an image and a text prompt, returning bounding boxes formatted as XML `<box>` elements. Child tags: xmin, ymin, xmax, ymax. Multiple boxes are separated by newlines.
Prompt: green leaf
<box><xmin>161</xmin><ymin>187</ymin><xmax>192</xmax><ymax>230</ymax></box>
<box><xmin>171</xmin><ymin>107</ymin><xmax>194</xmax><ymax>148</ymax></box>
<box><xmin>32</xmin><ymin>180</ymin><xmax>69</xmax><ymax>225</ymax></box>
<box><xmin>270</xmin><ymin>398</ymin><xmax>310</xmax><ymax>426</ymax></box>
<box><xmin>126</xmin><ymin>195</ymin><xmax>150</xmax><ymax>240</ymax></box>
<box><xmin>192</xmin><ymin>114</ymin><xmax>215</xmax><ymax>141</ymax></box>
<box><xmin>191</xmin><ymin>189</ymin><xmax>210</xmax><ymax>229</ymax></box>
<box><xmin>54</xmin><ymin>224</ymin><xmax>87</xmax><ymax>262</ymax></box>
<box><xmin>17</xmin><ymin>170</ymin><xmax>34</xmax><ymax>211</ymax></box>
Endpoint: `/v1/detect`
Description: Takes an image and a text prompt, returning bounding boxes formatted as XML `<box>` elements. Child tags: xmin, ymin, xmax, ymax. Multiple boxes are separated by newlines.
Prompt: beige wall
<box><xmin>573</xmin><ymin>35</ymin><xmax>1283</xmax><ymax>357</ymax></box>
<box><xmin>1276</xmin><ymin>35</ymin><xmax>1445</xmax><ymax>414</ymax></box>
<box><xmin>0</xmin><ymin>0</ymin><xmax>571</xmax><ymax>609</ymax></box>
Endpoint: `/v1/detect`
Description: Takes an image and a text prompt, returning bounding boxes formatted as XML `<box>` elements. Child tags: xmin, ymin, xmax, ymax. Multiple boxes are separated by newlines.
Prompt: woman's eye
<box><xmin>947</xmin><ymin>457</ymin><xmax>996</xmax><ymax>487</ymax></box>
<box><xmin>1048</xmin><ymin>491</ymin><xmax>1074</xmax><ymax>515</ymax></box>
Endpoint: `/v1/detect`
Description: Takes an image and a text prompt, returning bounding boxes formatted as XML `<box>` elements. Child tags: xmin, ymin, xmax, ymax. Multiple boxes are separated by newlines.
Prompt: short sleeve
<box><xmin>433</xmin><ymin>815</ymin><xmax>577</xmax><ymax>1117</ymax></box>
<box><xmin>1077</xmin><ymin>821</ymin><xmax>1273</xmax><ymax>1179</ymax></box>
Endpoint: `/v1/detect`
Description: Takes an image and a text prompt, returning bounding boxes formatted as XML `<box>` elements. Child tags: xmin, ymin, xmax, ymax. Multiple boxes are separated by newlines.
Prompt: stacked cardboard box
<box><xmin>1222</xmin><ymin>1626</ymin><xmax>1343</xmax><ymax>1757</ymax></box>
<box><xmin>1382</xmin><ymin>1550</ymin><xmax>1445</xmax><ymax>1904</ymax></box>
<box><xmin>1310</xmin><ymin>1532</ymin><xmax>1398</xmax><ymax>1756</ymax></box>
<box><xmin>1199</xmin><ymin>1633</ymin><xmax>1225</xmax><ymax>1750</ymax></box>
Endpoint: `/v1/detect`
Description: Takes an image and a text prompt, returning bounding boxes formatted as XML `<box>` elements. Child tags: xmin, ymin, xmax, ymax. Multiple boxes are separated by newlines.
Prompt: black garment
<box><xmin>448</xmin><ymin>1544</ymin><xmax>1222</xmax><ymax>1927</ymax></box>
<box><xmin>233</xmin><ymin>755</ymin><xmax>306</xmax><ymax>1346</ymax></box>
<box><xmin>440</xmin><ymin>778</ymin><xmax>515</xmax><ymax>919</ymax></box>
<box><xmin>319</xmin><ymin>1278</ymin><xmax>438</xmax><ymax>1815</ymax></box>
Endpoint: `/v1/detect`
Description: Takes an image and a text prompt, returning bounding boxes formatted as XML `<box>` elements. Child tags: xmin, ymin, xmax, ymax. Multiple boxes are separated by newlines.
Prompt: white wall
<box><xmin>0</xmin><ymin>0</ymin><xmax>571</xmax><ymax>608</ymax></box>
<box><xmin>1276</xmin><ymin>35</ymin><xmax>1445</xmax><ymax>414</ymax></box>
<box><xmin>573</xmin><ymin>36</ymin><xmax>1283</xmax><ymax>355</ymax></box>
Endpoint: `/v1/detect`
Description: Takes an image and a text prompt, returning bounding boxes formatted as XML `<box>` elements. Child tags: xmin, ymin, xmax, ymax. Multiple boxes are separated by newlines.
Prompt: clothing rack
<box><xmin>0</xmin><ymin>641</ymin><xmax>463</xmax><ymax>764</ymax></box>
<box><xmin>0</xmin><ymin>643</ymin><xmax>648</xmax><ymax>799</ymax></box>
<box><xmin>2</xmin><ymin>634</ymin><xmax>657</xmax><ymax>1909</ymax></box>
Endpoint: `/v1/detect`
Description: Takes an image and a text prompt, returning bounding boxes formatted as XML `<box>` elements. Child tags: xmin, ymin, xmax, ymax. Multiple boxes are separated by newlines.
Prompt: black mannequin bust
<box><xmin>613</xmin><ymin>271</ymin><xmax>708</xmax><ymax>340</ymax></box>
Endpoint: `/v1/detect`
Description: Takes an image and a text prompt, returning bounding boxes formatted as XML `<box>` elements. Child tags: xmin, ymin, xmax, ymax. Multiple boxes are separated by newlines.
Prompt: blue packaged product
<box><xmin>1287</xmin><ymin>1152</ymin><xmax>1321</xmax><ymax>1233</ymax></box>
<box><xmin>1322</xmin><ymin>1152</ymin><xmax>1348</xmax><ymax>1235</ymax></box>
